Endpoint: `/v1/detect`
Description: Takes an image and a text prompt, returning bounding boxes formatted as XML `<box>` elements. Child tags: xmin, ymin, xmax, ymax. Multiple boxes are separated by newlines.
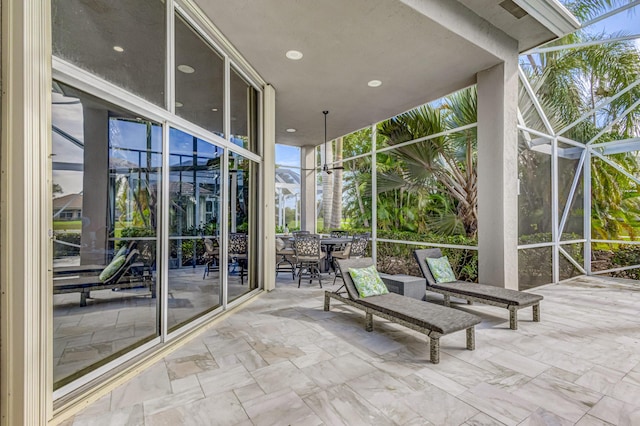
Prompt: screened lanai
<box><xmin>275</xmin><ymin>1</ymin><xmax>640</xmax><ymax>290</ymax></box>
<box><xmin>9</xmin><ymin>0</ymin><xmax>640</xmax><ymax>424</ymax></box>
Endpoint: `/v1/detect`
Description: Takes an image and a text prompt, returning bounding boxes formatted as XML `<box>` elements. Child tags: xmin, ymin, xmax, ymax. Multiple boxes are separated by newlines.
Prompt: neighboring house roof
<box><xmin>53</xmin><ymin>193</ymin><xmax>83</xmax><ymax>210</ymax></box>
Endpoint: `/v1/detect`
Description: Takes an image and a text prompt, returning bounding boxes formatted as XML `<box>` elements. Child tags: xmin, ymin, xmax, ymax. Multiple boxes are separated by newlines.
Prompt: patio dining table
<box><xmin>289</xmin><ymin>236</ymin><xmax>352</xmax><ymax>272</ymax></box>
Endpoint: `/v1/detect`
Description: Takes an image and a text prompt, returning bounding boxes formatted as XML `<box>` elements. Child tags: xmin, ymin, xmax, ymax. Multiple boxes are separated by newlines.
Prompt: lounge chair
<box><xmin>53</xmin><ymin>249</ymin><xmax>155</xmax><ymax>307</ymax></box>
<box><xmin>414</xmin><ymin>248</ymin><xmax>543</xmax><ymax>330</ymax></box>
<box><xmin>326</xmin><ymin>258</ymin><xmax>482</xmax><ymax>364</ymax></box>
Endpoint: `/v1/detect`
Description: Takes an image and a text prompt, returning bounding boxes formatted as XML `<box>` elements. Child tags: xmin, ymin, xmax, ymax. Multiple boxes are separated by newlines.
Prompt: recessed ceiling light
<box><xmin>175</xmin><ymin>101</ymin><xmax>183</xmax><ymax>108</ymax></box>
<box><xmin>285</xmin><ymin>50</ymin><xmax>303</xmax><ymax>60</ymax></box>
<box><xmin>286</xmin><ymin>128</ymin><xmax>296</xmax><ymax>133</ymax></box>
<box><xmin>113</xmin><ymin>46</ymin><xmax>124</xmax><ymax>52</ymax></box>
<box><xmin>367</xmin><ymin>80</ymin><xmax>382</xmax><ymax>88</ymax></box>
<box><xmin>177</xmin><ymin>64</ymin><xmax>195</xmax><ymax>74</ymax></box>
<box><xmin>211</xmin><ymin>108</ymin><xmax>218</xmax><ymax>112</ymax></box>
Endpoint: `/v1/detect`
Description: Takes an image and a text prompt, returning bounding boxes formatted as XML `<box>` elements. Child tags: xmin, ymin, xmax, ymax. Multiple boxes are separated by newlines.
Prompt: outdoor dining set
<box><xmin>275</xmin><ymin>230</ymin><xmax>370</xmax><ymax>287</ymax></box>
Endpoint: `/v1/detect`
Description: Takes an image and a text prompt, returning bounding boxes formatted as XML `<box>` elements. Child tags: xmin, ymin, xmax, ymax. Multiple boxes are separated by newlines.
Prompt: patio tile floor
<box><xmin>61</xmin><ymin>275</ymin><xmax>640</xmax><ymax>425</ymax></box>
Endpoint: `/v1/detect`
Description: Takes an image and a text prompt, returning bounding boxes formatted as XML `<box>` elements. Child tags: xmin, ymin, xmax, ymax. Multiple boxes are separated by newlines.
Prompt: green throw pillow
<box><xmin>426</xmin><ymin>256</ymin><xmax>456</xmax><ymax>283</ymax></box>
<box><xmin>348</xmin><ymin>265</ymin><xmax>389</xmax><ymax>298</ymax></box>
<box><xmin>98</xmin><ymin>255</ymin><xmax>126</xmax><ymax>282</ymax></box>
<box><xmin>114</xmin><ymin>245</ymin><xmax>128</xmax><ymax>259</ymax></box>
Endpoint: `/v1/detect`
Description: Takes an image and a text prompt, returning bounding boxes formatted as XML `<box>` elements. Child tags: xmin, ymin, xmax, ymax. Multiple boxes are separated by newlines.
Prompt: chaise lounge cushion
<box><xmin>427</xmin><ymin>281</ymin><xmax>543</xmax><ymax>306</ymax></box>
<box><xmin>356</xmin><ymin>292</ymin><xmax>481</xmax><ymax>335</ymax></box>
<box><xmin>336</xmin><ymin>257</ymin><xmax>481</xmax><ymax>335</ymax></box>
<box><xmin>415</xmin><ymin>248</ymin><xmax>543</xmax><ymax>306</ymax></box>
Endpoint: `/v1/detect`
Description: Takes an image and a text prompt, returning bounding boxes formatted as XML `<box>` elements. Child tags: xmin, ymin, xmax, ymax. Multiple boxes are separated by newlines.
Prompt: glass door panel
<box><xmin>168</xmin><ymin>128</ymin><xmax>223</xmax><ymax>331</ymax></box>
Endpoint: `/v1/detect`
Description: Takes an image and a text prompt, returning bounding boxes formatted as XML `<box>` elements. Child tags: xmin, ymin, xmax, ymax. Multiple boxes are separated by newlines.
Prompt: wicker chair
<box><xmin>275</xmin><ymin>237</ymin><xmax>296</xmax><ymax>279</ymax></box>
<box><xmin>293</xmin><ymin>233</ymin><xmax>326</xmax><ymax>288</ymax></box>
<box><xmin>332</xmin><ymin>233</ymin><xmax>369</xmax><ymax>286</ymax></box>
<box><xmin>202</xmin><ymin>237</ymin><xmax>220</xmax><ymax>279</ymax></box>
<box><xmin>229</xmin><ymin>233</ymin><xmax>248</xmax><ymax>285</ymax></box>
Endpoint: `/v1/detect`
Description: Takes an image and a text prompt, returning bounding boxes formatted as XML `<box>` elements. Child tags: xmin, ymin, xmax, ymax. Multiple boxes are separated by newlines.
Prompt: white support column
<box><xmin>477</xmin><ymin>60</ymin><xmax>519</xmax><ymax>289</ymax></box>
<box><xmin>262</xmin><ymin>85</ymin><xmax>276</xmax><ymax>291</ymax></box>
<box><xmin>1</xmin><ymin>1</ymin><xmax>51</xmax><ymax>424</ymax></box>
<box><xmin>551</xmin><ymin>137</ymin><xmax>560</xmax><ymax>284</ymax></box>
<box><xmin>300</xmin><ymin>146</ymin><xmax>316</xmax><ymax>232</ymax></box>
<box><xmin>584</xmin><ymin>148</ymin><xmax>592</xmax><ymax>275</ymax></box>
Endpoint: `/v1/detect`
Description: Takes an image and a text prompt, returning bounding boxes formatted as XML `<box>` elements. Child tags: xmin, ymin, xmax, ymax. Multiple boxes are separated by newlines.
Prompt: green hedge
<box><xmin>611</xmin><ymin>245</ymin><xmax>640</xmax><ymax>280</ymax></box>
<box><xmin>518</xmin><ymin>233</ymin><xmax>584</xmax><ymax>288</ymax></box>
<box><xmin>53</xmin><ymin>232</ymin><xmax>81</xmax><ymax>258</ymax></box>
<box><xmin>346</xmin><ymin>228</ymin><xmax>478</xmax><ymax>281</ymax></box>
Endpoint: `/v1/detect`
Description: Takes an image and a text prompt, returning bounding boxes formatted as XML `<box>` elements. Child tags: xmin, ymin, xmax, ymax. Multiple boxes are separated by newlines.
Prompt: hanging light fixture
<box><xmin>321</xmin><ymin>110</ymin><xmax>344</xmax><ymax>174</ymax></box>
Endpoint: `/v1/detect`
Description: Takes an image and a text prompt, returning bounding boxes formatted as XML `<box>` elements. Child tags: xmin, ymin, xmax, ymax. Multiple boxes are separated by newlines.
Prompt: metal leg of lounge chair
<box><xmin>509</xmin><ymin>306</ymin><xmax>518</xmax><ymax>330</ymax></box>
<box><xmin>533</xmin><ymin>303</ymin><xmax>540</xmax><ymax>322</ymax></box>
<box><xmin>365</xmin><ymin>312</ymin><xmax>373</xmax><ymax>332</ymax></box>
<box><xmin>443</xmin><ymin>294</ymin><xmax>450</xmax><ymax>307</ymax></box>
<box><xmin>324</xmin><ymin>292</ymin><xmax>330</xmax><ymax>311</ymax></box>
<box><xmin>466</xmin><ymin>327</ymin><xmax>475</xmax><ymax>350</ymax></box>
<box><xmin>430</xmin><ymin>337</ymin><xmax>440</xmax><ymax>364</ymax></box>
<box><xmin>80</xmin><ymin>291</ymin><xmax>87</xmax><ymax>307</ymax></box>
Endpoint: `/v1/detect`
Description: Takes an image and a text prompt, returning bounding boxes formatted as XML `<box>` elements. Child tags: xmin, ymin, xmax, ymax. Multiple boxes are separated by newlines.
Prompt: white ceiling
<box><xmin>194</xmin><ymin>0</ymin><xmax>572</xmax><ymax>147</ymax></box>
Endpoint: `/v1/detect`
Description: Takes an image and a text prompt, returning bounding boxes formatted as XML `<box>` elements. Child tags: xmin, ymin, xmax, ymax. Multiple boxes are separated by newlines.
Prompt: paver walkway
<box><xmin>62</xmin><ymin>275</ymin><xmax>640</xmax><ymax>425</ymax></box>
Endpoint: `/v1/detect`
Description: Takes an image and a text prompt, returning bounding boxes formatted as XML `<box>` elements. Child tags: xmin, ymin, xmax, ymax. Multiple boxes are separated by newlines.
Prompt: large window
<box><xmin>52</xmin><ymin>0</ymin><xmax>166</xmax><ymax>107</ymax></box>
<box><xmin>230</xmin><ymin>67</ymin><xmax>259</xmax><ymax>152</ymax></box>
<box><xmin>51</xmin><ymin>2</ymin><xmax>263</xmax><ymax>396</ymax></box>
<box><xmin>168</xmin><ymin>128</ymin><xmax>223</xmax><ymax>331</ymax></box>
<box><xmin>175</xmin><ymin>14</ymin><xmax>225</xmax><ymax>135</ymax></box>
<box><xmin>52</xmin><ymin>83</ymin><xmax>161</xmax><ymax>389</ymax></box>
<box><xmin>228</xmin><ymin>153</ymin><xmax>259</xmax><ymax>301</ymax></box>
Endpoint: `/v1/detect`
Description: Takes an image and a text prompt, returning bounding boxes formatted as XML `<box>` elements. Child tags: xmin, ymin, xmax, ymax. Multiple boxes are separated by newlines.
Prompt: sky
<box><xmin>574</xmin><ymin>2</ymin><xmax>640</xmax><ymax>49</ymax></box>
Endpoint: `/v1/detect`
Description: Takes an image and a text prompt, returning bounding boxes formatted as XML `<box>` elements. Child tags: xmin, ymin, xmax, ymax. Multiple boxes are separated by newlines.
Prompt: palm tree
<box><xmin>378</xmin><ymin>87</ymin><xmax>478</xmax><ymax>238</ymax></box>
<box><xmin>518</xmin><ymin>0</ymin><xmax>640</xmax><ymax>241</ymax></box>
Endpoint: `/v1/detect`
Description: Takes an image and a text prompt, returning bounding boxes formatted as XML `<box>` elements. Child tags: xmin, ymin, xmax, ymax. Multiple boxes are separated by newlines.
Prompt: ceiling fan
<box><xmin>320</xmin><ymin>110</ymin><xmax>344</xmax><ymax>175</ymax></box>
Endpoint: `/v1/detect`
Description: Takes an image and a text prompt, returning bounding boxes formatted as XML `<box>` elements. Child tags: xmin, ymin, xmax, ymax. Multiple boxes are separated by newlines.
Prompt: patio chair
<box><xmin>414</xmin><ymin>248</ymin><xmax>543</xmax><ymax>330</ymax></box>
<box><xmin>329</xmin><ymin>230</ymin><xmax>349</xmax><ymax>238</ymax></box>
<box><xmin>326</xmin><ymin>257</ymin><xmax>481</xmax><ymax>364</ymax></box>
<box><xmin>332</xmin><ymin>233</ymin><xmax>369</xmax><ymax>286</ymax></box>
<box><xmin>327</xmin><ymin>230</ymin><xmax>350</xmax><ymax>258</ymax></box>
<box><xmin>293</xmin><ymin>233</ymin><xmax>325</xmax><ymax>288</ymax></box>
<box><xmin>202</xmin><ymin>237</ymin><xmax>219</xmax><ymax>279</ymax></box>
<box><xmin>276</xmin><ymin>237</ymin><xmax>296</xmax><ymax>279</ymax></box>
<box><xmin>229</xmin><ymin>233</ymin><xmax>248</xmax><ymax>285</ymax></box>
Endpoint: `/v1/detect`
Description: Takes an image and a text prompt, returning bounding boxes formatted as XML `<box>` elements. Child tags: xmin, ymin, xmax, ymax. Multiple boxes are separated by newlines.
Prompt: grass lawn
<box><xmin>53</xmin><ymin>220</ymin><xmax>81</xmax><ymax>231</ymax></box>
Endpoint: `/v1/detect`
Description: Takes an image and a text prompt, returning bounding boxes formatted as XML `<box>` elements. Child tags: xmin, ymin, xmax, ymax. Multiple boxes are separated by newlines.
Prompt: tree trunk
<box><xmin>355</xmin><ymin>179</ymin><xmax>369</xmax><ymax>228</ymax></box>
<box><xmin>329</xmin><ymin>137</ymin><xmax>343</xmax><ymax>229</ymax></box>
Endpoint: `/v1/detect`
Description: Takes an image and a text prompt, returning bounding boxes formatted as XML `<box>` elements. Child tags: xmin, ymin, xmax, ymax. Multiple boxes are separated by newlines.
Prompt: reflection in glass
<box><xmin>175</xmin><ymin>13</ymin><xmax>224</xmax><ymax>135</ymax></box>
<box><xmin>52</xmin><ymin>0</ymin><xmax>166</xmax><ymax>106</ymax></box>
<box><xmin>228</xmin><ymin>153</ymin><xmax>259</xmax><ymax>301</ymax></box>
<box><xmin>230</xmin><ymin>67</ymin><xmax>259</xmax><ymax>152</ymax></box>
<box><xmin>168</xmin><ymin>128</ymin><xmax>223</xmax><ymax>331</ymax></box>
<box><xmin>52</xmin><ymin>82</ymin><xmax>160</xmax><ymax>388</ymax></box>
